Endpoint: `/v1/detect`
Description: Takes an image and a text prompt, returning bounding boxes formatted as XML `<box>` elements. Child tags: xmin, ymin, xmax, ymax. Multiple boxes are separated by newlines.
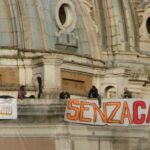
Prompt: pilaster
<box><xmin>33</xmin><ymin>54</ymin><xmax>63</xmax><ymax>99</ymax></box>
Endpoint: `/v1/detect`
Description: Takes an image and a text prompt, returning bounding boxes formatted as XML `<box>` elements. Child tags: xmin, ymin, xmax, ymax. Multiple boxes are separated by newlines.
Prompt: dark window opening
<box><xmin>146</xmin><ymin>17</ymin><xmax>150</xmax><ymax>34</ymax></box>
<box><xmin>59</xmin><ymin>4</ymin><xmax>67</xmax><ymax>25</ymax></box>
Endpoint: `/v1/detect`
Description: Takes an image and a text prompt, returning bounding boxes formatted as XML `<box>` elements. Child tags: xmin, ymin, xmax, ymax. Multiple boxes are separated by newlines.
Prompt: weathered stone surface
<box><xmin>0</xmin><ymin>1</ymin><xmax>150</xmax><ymax>149</ymax></box>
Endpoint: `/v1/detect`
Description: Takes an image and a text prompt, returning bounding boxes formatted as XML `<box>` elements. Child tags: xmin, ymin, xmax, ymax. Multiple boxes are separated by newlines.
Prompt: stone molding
<box><xmin>0</xmin><ymin>123</ymin><xmax>149</xmax><ymax>140</ymax></box>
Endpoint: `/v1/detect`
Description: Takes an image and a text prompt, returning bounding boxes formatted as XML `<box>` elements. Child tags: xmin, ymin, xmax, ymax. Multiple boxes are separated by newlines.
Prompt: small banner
<box><xmin>64</xmin><ymin>99</ymin><xmax>150</xmax><ymax>126</ymax></box>
<box><xmin>0</xmin><ymin>98</ymin><xmax>17</xmax><ymax>119</ymax></box>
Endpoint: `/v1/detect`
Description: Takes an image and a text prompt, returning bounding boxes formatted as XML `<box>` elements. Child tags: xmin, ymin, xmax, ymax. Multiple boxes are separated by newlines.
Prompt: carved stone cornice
<box><xmin>129</xmin><ymin>73</ymin><xmax>150</xmax><ymax>82</ymax></box>
<box><xmin>33</xmin><ymin>54</ymin><xmax>63</xmax><ymax>66</ymax></box>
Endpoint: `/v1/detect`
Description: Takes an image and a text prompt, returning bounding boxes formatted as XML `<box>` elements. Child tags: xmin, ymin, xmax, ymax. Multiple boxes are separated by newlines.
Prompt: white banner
<box><xmin>0</xmin><ymin>98</ymin><xmax>17</xmax><ymax>119</ymax></box>
<box><xmin>64</xmin><ymin>99</ymin><xmax>150</xmax><ymax>126</ymax></box>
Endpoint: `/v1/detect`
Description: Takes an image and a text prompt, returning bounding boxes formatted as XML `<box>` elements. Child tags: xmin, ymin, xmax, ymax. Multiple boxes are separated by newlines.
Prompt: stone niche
<box><xmin>61</xmin><ymin>70</ymin><xmax>92</xmax><ymax>96</ymax></box>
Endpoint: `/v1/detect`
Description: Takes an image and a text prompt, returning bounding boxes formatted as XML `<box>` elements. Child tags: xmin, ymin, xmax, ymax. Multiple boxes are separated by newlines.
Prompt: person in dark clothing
<box><xmin>88</xmin><ymin>86</ymin><xmax>99</xmax><ymax>98</ymax></box>
<box><xmin>18</xmin><ymin>85</ymin><xmax>35</xmax><ymax>99</ymax></box>
<box><xmin>123</xmin><ymin>88</ymin><xmax>132</xmax><ymax>98</ymax></box>
<box><xmin>37</xmin><ymin>76</ymin><xmax>42</xmax><ymax>98</ymax></box>
<box><xmin>18</xmin><ymin>85</ymin><xmax>27</xmax><ymax>99</ymax></box>
<box><xmin>59</xmin><ymin>90</ymin><xmax>70</xmax><ymax>100</ymax></box>
<box><xmin>88</xmin><ymin>86</ymin><xmax>101</xmax><ymax>107</ymax></box>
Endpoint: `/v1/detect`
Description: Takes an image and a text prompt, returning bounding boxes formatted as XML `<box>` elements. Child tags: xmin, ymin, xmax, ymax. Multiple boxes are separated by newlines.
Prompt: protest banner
<box><xmin>65</xmin><ymin>99</ymin><xmax>150</xmax><ymax>125</ymax></box>
<box><xmin>0</xmin><ymin>98</ymin><xmax>17</xmax><ymax>119</ymax></box>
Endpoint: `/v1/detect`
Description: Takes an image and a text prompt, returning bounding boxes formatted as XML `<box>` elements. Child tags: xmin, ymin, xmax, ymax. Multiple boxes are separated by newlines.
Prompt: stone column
<box><xmin>18</xmin><ymin>59</ymin><xmax>26</xmax><ymax>85</ymax></box>
<box><xmin>24</xmin><ymin>60</ymin><xmax>33</xmax><ymax>86</ymax></box>
<box><xmin>42</xmin><ymin>54</ymin><xmax>63</xmax><ymax>99</ymax></box>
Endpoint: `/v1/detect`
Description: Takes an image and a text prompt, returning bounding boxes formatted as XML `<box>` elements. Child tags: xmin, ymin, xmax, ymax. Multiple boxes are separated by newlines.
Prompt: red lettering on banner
<box><xmin>79</xmin><ymin>101</ymin><xmax>92</xmax><ymax>122</ymax></box>
<box><xmin>65</xmin><ymin>99</ymin><xmax>150</xmax><ymax>125</ymax></box>
<box><xmin>66</xmin><ymin>99</ymin><xmax>79</xmax><ymax>121</ymax></box>
<box><xmin>120</xmin><ymin>102</ymin><xmax>132</xmax><ymax>124</ymax></box>
<box><xmin>93</xmin><ymin>103</ymin><xmax>107</xmax><ymax>123</ymax></box>
<box><xmin>133</xmin><ymin>101</ymin><xmax>146</xmax><ymax>124</ymax></box>
<box><xmin>107</xmin><ymin>102</ymin><xmax>121</xmax><ymax>123</ymax></box>
<box><xmin>146</xmin><ymin>106</ymin><xmax>150</xmax><ymax>123</ymax></box>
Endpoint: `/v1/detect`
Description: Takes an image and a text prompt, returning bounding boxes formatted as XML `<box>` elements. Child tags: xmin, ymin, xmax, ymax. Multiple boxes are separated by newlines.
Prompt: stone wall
<box><xmin>0</xmin><ymin>99</ymin><xmax>148</xmax><ymax>150</ymax></box>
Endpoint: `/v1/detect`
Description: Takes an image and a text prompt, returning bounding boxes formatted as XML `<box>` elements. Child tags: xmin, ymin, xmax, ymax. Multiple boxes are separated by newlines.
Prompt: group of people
<box><xmin>18</xmin><ymin>76</ymin><xmax>43</xmax><ymax>99</ymax></box>
<box><xmin>59</xmin><ymin>86</ymin><xmax>101</xmax><ymax>106</ymax></box>
<box><xmin>18</xmin><ymin>84</ymin><xmax>132</xmax><ymax>102</ymax></box>
<box><xmin>17</xmin><ymin>85</ymin><xmax>71</xmax><ymax>100</ymax></box>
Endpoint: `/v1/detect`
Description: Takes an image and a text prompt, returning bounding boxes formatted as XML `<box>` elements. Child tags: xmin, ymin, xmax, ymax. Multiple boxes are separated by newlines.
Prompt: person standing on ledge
<box><xmin>88</xmin><ymin>86</ymin><xmax>101</xmax><ymax>107</ymax></box>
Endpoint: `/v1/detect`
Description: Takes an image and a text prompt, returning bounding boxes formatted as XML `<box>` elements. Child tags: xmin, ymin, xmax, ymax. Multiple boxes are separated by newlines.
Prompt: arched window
<box><xmin>105</xmin><ymin>86</ymin><xmax>116</xmax><ymax>99</ymax></box>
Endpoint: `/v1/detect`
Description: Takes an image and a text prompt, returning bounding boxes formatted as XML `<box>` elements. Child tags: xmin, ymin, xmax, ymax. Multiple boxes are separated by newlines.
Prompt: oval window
<box><xmin>58</xmin><ymin>4</ymin><xmax>73</xmax><ymax>28</ymax></box>
<box><xmin>56</xmin><ymin>1</ymin><xmax>76</xmax><ymax>32</ymax></box>
<box><xmin>59</xmin><ymin>4</ymin><xmax>66</xmax><ymax>25</ymax></box>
